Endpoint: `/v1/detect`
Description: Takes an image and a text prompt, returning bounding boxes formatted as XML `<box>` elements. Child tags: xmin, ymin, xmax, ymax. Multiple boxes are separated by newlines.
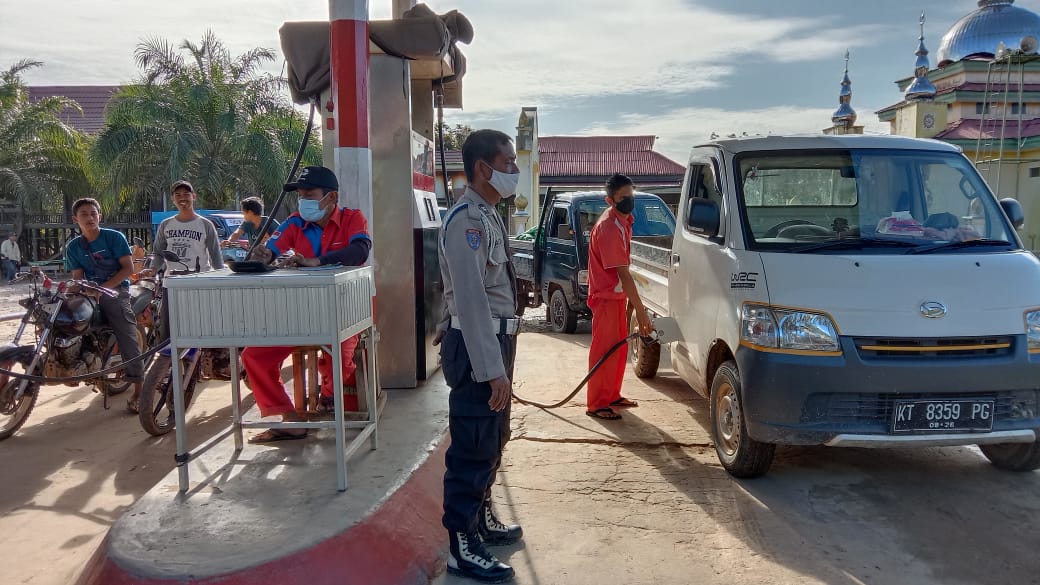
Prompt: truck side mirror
<box><xmin>1000</xmin><ymin>197</ymin><xmax>1025</xmax><ymax>229</ymax></box>
<box><xmin>687</xmin><ymin>199</ymin><xmax>720</xmax><ymax>238</ymax></box>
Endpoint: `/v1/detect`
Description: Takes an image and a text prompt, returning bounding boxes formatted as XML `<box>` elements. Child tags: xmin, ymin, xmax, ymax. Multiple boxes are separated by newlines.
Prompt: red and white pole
<box><xmin>329</xmin><ymin>0</ymin><xmax>372</xmax><ymax>223</ymax></box>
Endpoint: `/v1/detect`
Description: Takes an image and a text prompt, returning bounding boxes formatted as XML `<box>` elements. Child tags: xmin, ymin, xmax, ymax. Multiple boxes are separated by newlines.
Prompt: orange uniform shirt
<box><xmin>587</xmin><ymin>207</ymin><xmax>634</xmax><ymax>302</ymax></box>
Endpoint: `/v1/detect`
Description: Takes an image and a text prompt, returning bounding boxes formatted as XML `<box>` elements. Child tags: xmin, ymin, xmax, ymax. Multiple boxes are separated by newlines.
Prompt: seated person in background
<box><xmin>242</xmin><ymin>166</ymin><xmax>372</xmax><ymax>443</ymax></box>
<box><xmin>922</xmin><ymin>212</ymin><xmax>981</xmax><ymax>242</ymax></box>
<box><xmin>223</xmin><ymin>196</ymin><xmax>279</xmax><ymax>250</ymax></box>
<box><xmin>130</xmin><ymin>237</ymin><xmax>147</xmax><ymax>274</ymax></box>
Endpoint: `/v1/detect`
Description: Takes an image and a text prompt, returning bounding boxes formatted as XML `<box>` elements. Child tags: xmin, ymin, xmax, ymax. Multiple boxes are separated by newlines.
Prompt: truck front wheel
<box><xmin>979</xmin><ymin>441</ymin><xmax>1040</xmax><ymax>471</ymax></box>
<box><xmin>710</xmin><ymin>361</ymin><xmax>775</xmax><ymax>478</ymax></box>
<box><xmin>549</xmin><ymin>289</ymin><xmax>578</xmax><ymax>334</ymax></box>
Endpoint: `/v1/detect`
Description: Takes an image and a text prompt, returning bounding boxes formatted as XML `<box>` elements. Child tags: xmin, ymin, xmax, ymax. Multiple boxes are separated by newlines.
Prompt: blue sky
<box><xmin>1</xmin><ymin>0</ymin><xmax>1035</xmax><ymax>162</ymax></box>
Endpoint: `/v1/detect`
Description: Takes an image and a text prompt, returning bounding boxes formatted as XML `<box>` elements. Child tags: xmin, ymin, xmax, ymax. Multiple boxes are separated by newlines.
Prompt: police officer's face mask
<box><xmin>482</xmin><ymin>161</ymin><xmax>520</xmax><ymax>198</ymax></box>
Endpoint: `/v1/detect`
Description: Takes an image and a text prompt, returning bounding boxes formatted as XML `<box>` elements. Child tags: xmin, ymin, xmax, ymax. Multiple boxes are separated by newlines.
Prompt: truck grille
<box><xmin>854</xmin><ymin>336</ymin><xmax>1014</xmax><ymax>359</ymax></box>
<box><xmin>801</xmin><ymin>391</ymin><xmax>1038</xmax><ymax>425</ymax></box>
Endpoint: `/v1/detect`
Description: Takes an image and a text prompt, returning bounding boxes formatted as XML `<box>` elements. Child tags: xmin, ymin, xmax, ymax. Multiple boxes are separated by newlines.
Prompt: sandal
<box><xmin>586</xmin><ymin>408</ymin><xmax>622</xmax><ymax>420</ymax></box>
<box><xmin>126</xmin><ymin>397</ymin><xmax>140</xmax><ymax>415</ymax></box>
<box><xmin>248</xmin><ymin>428</ymin><xmax>308</xmax><ymax>444</ymax></box>
<box><xmin>610</xmin><ymin>397</ymin><xmax>639</xmax><ymax>408</ymax></box>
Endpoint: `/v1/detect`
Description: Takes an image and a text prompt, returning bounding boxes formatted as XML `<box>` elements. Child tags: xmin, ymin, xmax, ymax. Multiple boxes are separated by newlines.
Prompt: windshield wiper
<box><xmin>906</xmin><ymin>239</ymin><xmax>1013</xmax><ymax>255</ymax></box>
<box><xmin>789</xmin><ymin>237</ymin><xmax>920</xmax><ymax>253</ymax></box>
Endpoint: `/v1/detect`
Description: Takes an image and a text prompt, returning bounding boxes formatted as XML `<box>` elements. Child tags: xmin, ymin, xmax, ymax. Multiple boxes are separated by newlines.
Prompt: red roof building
<box><xmin>436</xmin><ymin>134</ymin><xmax>684</xmax><ymax>206</ymax></box>
<box><xmin>28</xmin><ymin>86</ymin><xmax>120</xmax><ymax>135</ymax></box>
<box><xmin>537</xmin><ymin>135</ymin><xmax>684</xmax><ymax>187</ymax></box>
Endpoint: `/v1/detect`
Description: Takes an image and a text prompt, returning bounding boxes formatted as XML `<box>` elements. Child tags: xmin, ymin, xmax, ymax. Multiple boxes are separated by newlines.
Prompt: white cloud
<box><xmin>581</xmin><ymin>105</ymin><xmax>891</xmax><ymax>163</ymax></box>
<box><xmin>0</xmin><ymin>0</ymin><xmax>903</xmax><ymax>158</ymax></box>
<box><xmin>445</xmin><ymin>0</ymin><xmax>888</xmax><ymax>116</ymax></box>
<box><xmin>0</xmin><ymin>0</ymin><xmax>363</xmax><ymax>84</ymax></box>
<box><xmin>1</xmin><ymin>0</ymin><xmax>887</xmax><ymax>115</ymax></box>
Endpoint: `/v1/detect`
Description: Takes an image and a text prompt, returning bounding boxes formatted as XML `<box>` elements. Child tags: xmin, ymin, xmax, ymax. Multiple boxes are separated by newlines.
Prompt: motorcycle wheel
<box><xmin>138</xmin><ymin>354</ymin><xmax>199</xmax><ymax>436</ymax></box>
<box><xmin>0</xmin><ymin>373</ymin><xmax>40</xmax><ymax>441</ymax></box>
<box><xmin>98</xmin><ymin>326</ymin><xmax>148</xmax><ymax>396</ymax></box>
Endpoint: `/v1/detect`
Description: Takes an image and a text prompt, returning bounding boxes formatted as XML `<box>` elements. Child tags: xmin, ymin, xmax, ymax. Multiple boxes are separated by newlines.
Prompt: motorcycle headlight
<box><xmin>1025</xmin><ymin>310</ymin><xmax>1040</xmax><ymax>351</ymax></box>
<box><xmin>741</xmin><ymin>304</ymin><xmax>840</xmax><ymax>353</ymax></box>
<box><xmin>577</xmin><ymin>270</ymin><xmax>589</xmax><ymax>286</ymax></box>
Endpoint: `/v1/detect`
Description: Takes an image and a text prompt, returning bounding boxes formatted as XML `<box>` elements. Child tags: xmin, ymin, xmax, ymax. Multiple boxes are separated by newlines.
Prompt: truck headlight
<box><xmin>741</xmin><ymin>305</ymin><xmax>778</xmax><ymax>347</ymax></box>
<box><xmin>1025</xmin><ymin>310</ymin><xmax>1040</xmax><ymax>351</ymax></box>
<box><xmin>741</xmin><ymin>304</ymin><xmax>840</xmax><ymax>353</ymax></box>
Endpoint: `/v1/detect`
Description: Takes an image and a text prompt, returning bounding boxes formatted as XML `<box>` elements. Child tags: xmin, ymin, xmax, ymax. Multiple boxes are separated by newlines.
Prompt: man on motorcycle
<box><xmin>242</xmin><ymin>165</ymin><xmax>371</xmax><ymax>443</ymax></box>
<box><xmin>65</xmin><ymin>198</ymin><xmax>144</xmax><ymax>407</ymax></box>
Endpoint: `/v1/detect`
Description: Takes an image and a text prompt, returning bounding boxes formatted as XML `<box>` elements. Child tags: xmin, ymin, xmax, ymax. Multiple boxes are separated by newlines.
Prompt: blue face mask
<box><xmin>298</xmin><ymin>197</ymin><xmax>327</xmax><ymax>222</ymax></box>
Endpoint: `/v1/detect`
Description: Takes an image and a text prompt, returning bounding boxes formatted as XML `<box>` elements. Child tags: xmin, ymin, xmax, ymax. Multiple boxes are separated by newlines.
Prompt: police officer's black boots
<box><xmin>447</xmin><ymin>531</ymin><xmax>515</xmax><ymax>583</ymax></box>
<box><xmin>478</xmin><ymin>500</ymin><xmax>523</xmax><ymax>546</ymax></box>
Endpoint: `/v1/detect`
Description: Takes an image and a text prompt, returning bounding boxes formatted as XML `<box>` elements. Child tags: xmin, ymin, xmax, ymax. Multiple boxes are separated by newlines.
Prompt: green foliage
<box><xmin>436</xmin><ymin>122</ymin><xmax>473</xmax><ymax>151</ymax></box>
<box><xmin>90</xmin><ymin>31</ymin><xmax>321</xmax><ymax>211</ymax></box>
<box><xmin>0</xmin><ymin>59</ymin><xmax>90</xmax><ymax>225</ymax></box>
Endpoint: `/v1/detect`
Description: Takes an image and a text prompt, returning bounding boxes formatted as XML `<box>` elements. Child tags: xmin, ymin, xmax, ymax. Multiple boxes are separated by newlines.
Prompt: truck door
<box><xmin>671</xmin><ymin>158</ymin><xmax>732</xmax><ymax>395</ymax></box>
<box><xmin>543</xmin><ymin>204</ymin><xmax>577</xmax><ymax>299</ymax></box>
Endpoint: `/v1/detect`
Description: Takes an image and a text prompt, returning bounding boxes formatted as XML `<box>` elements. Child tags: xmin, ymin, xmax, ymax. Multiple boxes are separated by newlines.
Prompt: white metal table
<box><xmin>164</xmin><ymin>266</ymin><xmax>378</xmax><ymax>492</ymax></box>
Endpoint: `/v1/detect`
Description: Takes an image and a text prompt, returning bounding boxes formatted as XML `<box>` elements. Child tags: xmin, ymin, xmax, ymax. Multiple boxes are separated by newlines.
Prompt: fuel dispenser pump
<box><xmin>280</xmin><ymin>3</ymin><xmax>473</xmax><ymax>388</ymax></box>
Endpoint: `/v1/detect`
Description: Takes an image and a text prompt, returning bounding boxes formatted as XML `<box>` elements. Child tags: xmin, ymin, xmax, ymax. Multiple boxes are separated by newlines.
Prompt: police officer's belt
<box><xmin>449</xmin><ymin>316</ymin><xmax>521</xmax><ymax>336</ymax></box>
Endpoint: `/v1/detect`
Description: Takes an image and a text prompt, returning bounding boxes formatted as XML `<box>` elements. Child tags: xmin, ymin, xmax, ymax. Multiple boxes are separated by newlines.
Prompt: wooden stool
<box><xmin>289</xmin><ymin>346</ymin><xmax>364</xmax><ymax>415</ymax></box>
<box><xmin>291</xmin><ymin>346</ymin><xmax>322</xmax><ymax>414</ymax></box>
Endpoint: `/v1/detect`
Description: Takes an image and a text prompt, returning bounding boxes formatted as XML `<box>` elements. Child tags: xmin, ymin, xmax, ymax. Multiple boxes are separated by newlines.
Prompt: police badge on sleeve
<box><xmin>465</xmin><ymin>229</ymin><xmax>482</xmax><ymax>250</ymax></box>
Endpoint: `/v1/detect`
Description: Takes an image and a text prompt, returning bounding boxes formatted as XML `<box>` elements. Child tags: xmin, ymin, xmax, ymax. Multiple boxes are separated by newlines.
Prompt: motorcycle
<box><xmin>137</xmin><ymin>252</ymin><xmax>232</xmax><ymax>436</ymax></box>
<box><xmin>0</xmin><ymin>269</ymin><xmax>154</xmax><ymax>440</ymax></box>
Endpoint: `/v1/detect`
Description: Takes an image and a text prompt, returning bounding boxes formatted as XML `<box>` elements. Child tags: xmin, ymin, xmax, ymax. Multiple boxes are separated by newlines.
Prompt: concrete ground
<box><xmin>1</xmin><ymin>280</ymin><xmax>452</xmax><ymax>585</ymax></box>
<box><xmin>0</xmin><ymin>283</ymin><xmax>261</xmax><ymax>584</ymax></box>
<box><xmin>436</xmin><ymin>317</ymin><xmax>1040</xmax><ymax>585</ymax></box>
<box><xmin>3</xmin><ymin>290</ymin><xmax>1040</xmax><ymax>585</ymax></box>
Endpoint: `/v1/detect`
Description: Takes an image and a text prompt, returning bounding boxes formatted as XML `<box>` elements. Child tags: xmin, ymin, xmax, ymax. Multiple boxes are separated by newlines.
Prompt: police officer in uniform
<box><xmin>438</xmin><ymin>129</ymin><xmax>523</xmax><ymax>583</ymax></box>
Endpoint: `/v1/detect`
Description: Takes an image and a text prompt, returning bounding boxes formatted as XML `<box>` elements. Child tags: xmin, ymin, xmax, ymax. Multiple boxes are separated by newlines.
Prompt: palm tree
<box><xmin>91</xmin><ymin>31</ymin><xmax>320</xmax><ymax>211</ymax></box>
<box><xmin>0</xmin><ymin>59</ymin><xmax>89</xmax><ymax>232</ymax></box>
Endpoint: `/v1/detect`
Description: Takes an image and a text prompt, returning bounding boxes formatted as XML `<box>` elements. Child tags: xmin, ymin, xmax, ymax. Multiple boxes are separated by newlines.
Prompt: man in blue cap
<box><xmin>243</xmin><ymin>166</ymin><xmax>372</xmax><ymax>442</ymax></box>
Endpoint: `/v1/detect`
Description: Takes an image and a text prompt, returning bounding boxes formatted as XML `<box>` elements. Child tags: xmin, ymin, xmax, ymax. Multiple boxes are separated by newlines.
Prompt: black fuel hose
<box><xmin>246</xmin><ymin>99</ymin><xmax>317</xmax><ymax>260</ymax></box>
<box><xmin>0</xmin><ymin>340</ymin><xmax>170</xmax><ymax>384</ymax></box>
<box><xmin>511</xmin><ymin>332</ymin><xmax>653</xmax><ymax>409</ymax></box>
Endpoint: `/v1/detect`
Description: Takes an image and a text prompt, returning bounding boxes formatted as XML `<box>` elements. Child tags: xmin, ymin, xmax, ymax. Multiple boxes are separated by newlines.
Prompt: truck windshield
<box><xmin>736</xmin><ymin>149</ymin><xmax>1017</xmax><ymax>253</ymax></box>
<box><xmin>576</xmin><ymin>197</ymin><xmax>676</xmax><ymax>243</ymax></box>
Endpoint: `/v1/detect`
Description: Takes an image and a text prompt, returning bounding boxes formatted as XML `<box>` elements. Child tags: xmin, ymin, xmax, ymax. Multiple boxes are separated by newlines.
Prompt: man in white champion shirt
<box><xmin>133</xmin><ymin>181</ymin><xmax>225</xmax><ymax>413</ymax></box>
<box><xmin>149</xmin><ymin>180</ymin><xmax>224</xmax><ymax>274</ymax></box>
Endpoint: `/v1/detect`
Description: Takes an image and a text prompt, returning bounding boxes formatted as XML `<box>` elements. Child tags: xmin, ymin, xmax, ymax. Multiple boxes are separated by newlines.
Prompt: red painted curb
<box><xmin>75</xmin><ymin>439</ymin><xmax>449</xmax><ymax>585</ymax></box>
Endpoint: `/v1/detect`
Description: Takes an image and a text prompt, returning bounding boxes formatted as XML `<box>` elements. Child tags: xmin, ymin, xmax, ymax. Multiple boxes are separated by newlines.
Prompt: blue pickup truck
<box><xmin>510</xmin><ymin>191</ymin><xmax>675</xmax><ymax>333</ymax></box>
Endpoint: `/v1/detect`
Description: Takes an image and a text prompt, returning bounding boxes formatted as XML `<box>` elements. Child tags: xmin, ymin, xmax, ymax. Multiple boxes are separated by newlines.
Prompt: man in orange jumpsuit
<box><xmin>585</xmin><ymin>174</ymin><xmax>653</xmax><ymax>420</ymax></box>
<box><xmin>241</xmin><ymin>166</ymin><xmax>372</xmax><ymax>442</ymax></box>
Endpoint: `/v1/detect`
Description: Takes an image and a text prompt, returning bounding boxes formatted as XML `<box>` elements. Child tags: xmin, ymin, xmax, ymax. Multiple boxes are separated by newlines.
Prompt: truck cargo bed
<box><xmin>631</xmin><ymin>239</ymin><xmax>670</xmax><ymax>316</ymax></box>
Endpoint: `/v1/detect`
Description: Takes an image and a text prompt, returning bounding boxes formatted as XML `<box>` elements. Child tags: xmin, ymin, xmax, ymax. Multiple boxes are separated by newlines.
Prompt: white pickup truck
<box><xmin>630</xmin><ymin>134</ymin><xmax>1040</xmax><ymax>478</ymax></box>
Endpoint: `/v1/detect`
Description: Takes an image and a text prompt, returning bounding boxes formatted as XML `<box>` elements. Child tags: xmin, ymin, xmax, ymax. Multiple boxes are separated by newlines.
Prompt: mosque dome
<box><xmin>936</xmin><ymin>0</ymin><xmax>1040</xmax><ymax>67</ymax></box>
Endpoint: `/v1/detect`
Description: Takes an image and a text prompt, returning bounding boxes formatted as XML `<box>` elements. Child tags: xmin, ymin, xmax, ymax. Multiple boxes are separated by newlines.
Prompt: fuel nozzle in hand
<box><xmin>645</xmin><ymin>316</ymin><xmax>681</xmax><ymax>345</ymax></box>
